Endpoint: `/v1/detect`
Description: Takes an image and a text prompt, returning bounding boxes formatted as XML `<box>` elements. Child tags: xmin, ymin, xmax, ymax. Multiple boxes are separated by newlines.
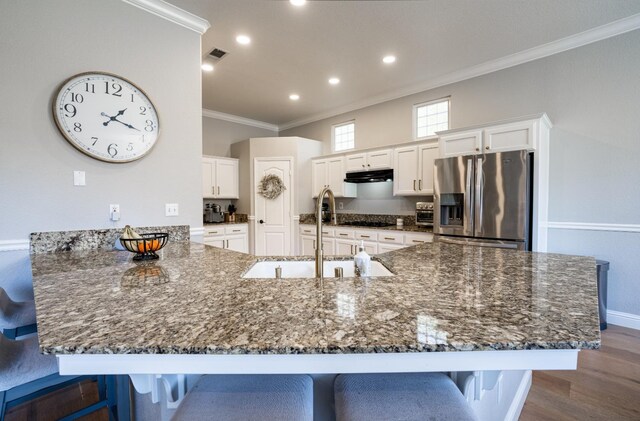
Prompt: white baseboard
<box><xmin>607</xmin><ymin>310</ymin><xmax>640</xmax><ymax>330</ymax></box>
<box><xmin>504</xmin><ymin>370</ymin><xmax>532</xmax><ymax>421</ymax></box>
<box><xmin>0</xmin><ymin>239</ymin><xmax>29</xmax><ymax>252</ymax></box>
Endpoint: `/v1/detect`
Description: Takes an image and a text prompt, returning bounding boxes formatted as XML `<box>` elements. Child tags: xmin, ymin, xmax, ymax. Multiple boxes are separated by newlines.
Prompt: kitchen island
<box><xmin>30</xmin><ymin>241</ymin><xmax>600</xmax><ymax>418</ymax></box>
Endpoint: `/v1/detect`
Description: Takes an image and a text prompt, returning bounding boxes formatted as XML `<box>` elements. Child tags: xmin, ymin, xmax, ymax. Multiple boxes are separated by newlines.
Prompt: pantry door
<box><xmin>254</xmin><ymin>158</ymin><xmax>293</xmax><ymax>256</ymax></box>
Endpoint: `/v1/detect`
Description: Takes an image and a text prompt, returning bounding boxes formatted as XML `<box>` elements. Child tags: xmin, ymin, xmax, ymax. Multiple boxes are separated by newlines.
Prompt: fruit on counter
<box><xmin>137</xmin><ymin>239</ymin><xmax>159</xmax><ymax>252</ymax></box>
<box><xmin>121</xmin><ymin>225</ymin><xmax>142</xmax><ymax>240</ymax></box>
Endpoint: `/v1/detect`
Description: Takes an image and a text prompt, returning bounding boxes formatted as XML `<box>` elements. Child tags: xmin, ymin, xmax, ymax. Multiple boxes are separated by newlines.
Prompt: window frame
<box><xmin>413</xmin><ymin>97</ymin><xmax>451</xmax><ymax>141</ymax></box>
<box><xmin>332</xmin><ymin>120</ymin><xmax>356</xmax><ymax>152</ymax></box>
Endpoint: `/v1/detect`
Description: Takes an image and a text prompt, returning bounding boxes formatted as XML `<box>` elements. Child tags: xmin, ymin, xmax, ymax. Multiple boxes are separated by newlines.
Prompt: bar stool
<box><xmin>334</xmin><ymin>373</ymin><xmax>477</xmax><ymax>421</ymax></box>
<box><xmin>0</xmin><ymin>287</ymin><xmax>37</xmax><ymax>339</ymax></box>
<box><xmin>0</xmin><ymin>332</ymin><xmax>115</xmax><ymax>421</ymax></box>
<box><xmin>173</xmin><ymin>374</ymin><xmax>314</xmax><ymax>421</ymax></box>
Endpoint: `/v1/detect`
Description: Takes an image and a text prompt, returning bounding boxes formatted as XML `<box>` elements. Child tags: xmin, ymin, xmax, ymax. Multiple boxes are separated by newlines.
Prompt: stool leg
<box><xmin>2</xmin><ymin>329</ymin><xmax>16</xmax><ymax>340</ymax></box>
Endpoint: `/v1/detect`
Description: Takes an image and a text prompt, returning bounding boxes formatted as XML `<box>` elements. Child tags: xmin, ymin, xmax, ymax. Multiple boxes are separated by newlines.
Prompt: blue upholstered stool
<box><xmin>173</xmin><ymin>374</ymin><xmax>313</xmax><ymax>421</ymax></box>
<box><xmin>0</xmin><ymin>287</ymin><xmax>37</xmax><ymax>340</ymax></box>
<box><xmin>334</xmin><ymin>373</ymin><xmax>477</xmax><ymax>421</ymax></box>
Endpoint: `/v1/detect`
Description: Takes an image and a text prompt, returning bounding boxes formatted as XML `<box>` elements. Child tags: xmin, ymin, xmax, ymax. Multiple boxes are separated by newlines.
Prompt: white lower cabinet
<box><xmin>203</xmin><ymin>224</ymin><xmax>248</xmax><ymax>253</ymax></box>
<box><xmin>299</xmin><ymin>226</ymin><xmax>433</xmax><ymax>256</ymax></box>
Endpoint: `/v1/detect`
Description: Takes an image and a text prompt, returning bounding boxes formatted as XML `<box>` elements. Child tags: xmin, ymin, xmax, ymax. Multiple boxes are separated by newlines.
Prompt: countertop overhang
<box><xmin>31</xmin><ymin>242</ymin><xmax>601</xmax><ymax>355</ymax></box>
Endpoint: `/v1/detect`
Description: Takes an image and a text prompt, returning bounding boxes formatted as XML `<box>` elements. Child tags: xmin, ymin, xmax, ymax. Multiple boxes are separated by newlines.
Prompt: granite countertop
<box><xmin>203</xmin><ymin>221</ymin><xmax>248</xmax><ymax>227</ymax></box>
<box><xmin>300</xmin><ymin>222</ymin><xmax>433</xmax><ymax>233</ymax></box>
<box><xmin>31</xmin><ymin>242</ymin><xmax>600</xmax><ymax>355</ymax></box>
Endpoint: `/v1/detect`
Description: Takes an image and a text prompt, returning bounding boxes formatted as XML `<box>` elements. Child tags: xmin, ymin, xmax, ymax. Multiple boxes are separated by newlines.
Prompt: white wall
<box><xmin>202</xmin><ymin>116</ymin><xmax>277</xmax><ymax>157</ymax></box>
<box><xmin>281</xmin><ymin>31</ymin><xmax>640</xmax><ymax>317</ymax></box>
<box><xmin>0</xmin><ymin>0</ymin><xmax>203</xmax><ymax>242</ymax></box>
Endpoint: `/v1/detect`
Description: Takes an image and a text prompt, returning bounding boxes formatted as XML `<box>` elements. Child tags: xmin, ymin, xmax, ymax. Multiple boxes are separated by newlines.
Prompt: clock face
<box><xmin>53</xmin><ymin>72</ymin><xmax>160</xmax><ymax>163</ymax></box>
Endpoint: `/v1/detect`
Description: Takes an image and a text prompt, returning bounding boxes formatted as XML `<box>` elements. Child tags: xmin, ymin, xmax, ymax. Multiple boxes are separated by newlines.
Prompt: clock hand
<box><xmin>116</xmin><ymin>109</ymin><xmax>127</xmax><ymax>116</ymax></box>
<box><xmin>112</xmin><ymin>117</ymin><xmax>141</xmax><ymax>131</ymax></box>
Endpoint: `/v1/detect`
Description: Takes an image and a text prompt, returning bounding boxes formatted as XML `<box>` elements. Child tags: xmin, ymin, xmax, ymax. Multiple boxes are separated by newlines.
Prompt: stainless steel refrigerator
<box><xmin>434</xmin><ymin>150</ymin><xmax>531</xmax><ymax>250</ymax></box>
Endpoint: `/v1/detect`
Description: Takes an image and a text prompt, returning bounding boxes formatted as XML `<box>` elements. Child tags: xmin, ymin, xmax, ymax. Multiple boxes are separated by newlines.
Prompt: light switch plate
<box><xmin>73</xmin><ymin>171</ymin><xmax>86</xmax><ymax>186</ymax></box>
<box><xmin>165</xmin><ymin>203</ymin><xmax>179</xmax><ymax>217</ymax></box>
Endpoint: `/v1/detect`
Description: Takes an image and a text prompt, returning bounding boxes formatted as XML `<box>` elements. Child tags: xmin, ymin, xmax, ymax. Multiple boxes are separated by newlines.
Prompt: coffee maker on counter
<box><xmin>204</xmin><ymin>203</ymin><xmax>224</xmax><ymax>223</ymax></box>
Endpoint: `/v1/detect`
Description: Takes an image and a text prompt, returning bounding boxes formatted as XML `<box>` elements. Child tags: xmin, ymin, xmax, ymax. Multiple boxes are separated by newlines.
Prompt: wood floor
<box><xmin>521</xmin><ymin>324</ymin><xmax>640</xmax><ymax>420</ymax></box>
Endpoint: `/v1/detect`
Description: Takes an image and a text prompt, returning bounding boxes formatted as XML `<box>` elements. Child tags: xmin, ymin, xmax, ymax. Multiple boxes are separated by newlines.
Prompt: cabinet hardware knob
<box><xmin>259</xmin><ymin>220</ymin><xmax>264</xmax><ymax>224</ymax></box>
<box><xmin>485</xmin><ymin>146</ymin><xmax>490</xmax><ymax>150</ymax></box>
<box><xmin>367</xmin><ymin>164</ymin><xmax>370</xmax><ymax>167</ymax></box>
<box><xmin>475</xmin><ymin>148</ymin><xmax>480</xmax><ymax>151</ymax></box>
<box><xmin>212</xmin><ymin>186</ymin><xmax>215</xmax><ymax>194</ymax></box>
<box><xmin>384</xmin><ymin>237</ymin><xmax>394</xmax><ymax>240</ymax></box>
<box><xmin>419</xmin><ymin>180</ymin><xmax>422</xmax><ymax>190</ymax></box>
<box><xmin>361</xmin><ymin>235</ymin><xmax>370</xmax><ymax>238</ymax></box>
<box><xmin>362</xmin><ymin>164</ymin><xmax>365</xmax><ymax>167</ymax></box>
<box><xmin>218</xmin><ymin>186</ymin><xmax>220</xmax><ymax>195</ymax></box>
<box><xmin>413</xmin><ymin>180</ymin><xmax>417</xmax><ymax>191</ymax></box>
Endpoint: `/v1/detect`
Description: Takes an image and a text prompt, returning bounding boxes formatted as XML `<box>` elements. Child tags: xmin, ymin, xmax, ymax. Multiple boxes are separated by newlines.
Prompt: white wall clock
<box><xmin>53</xmin><ymin>72</ymin><xmax>160</xmax><ymax>163</ymax></box>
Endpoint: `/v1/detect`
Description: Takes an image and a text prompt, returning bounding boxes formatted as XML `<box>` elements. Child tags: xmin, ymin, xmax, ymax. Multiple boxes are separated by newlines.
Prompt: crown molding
<box><xmin>279</xmin><ymin>13</ymin><xmax>640</xmax><ymax>131</ymax></box>
<box><xmin>122</xmin><ymin>0</ymin><xmax>210</xmax><ymax>34</ymax></box>
<box><xmin>202</xmin><ymin>109</ymin><xmax>279</xmax><ymax>132</ymax></box>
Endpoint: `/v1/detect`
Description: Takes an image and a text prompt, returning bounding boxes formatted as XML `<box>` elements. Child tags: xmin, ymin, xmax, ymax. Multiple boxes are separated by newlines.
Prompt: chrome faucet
<box><xmin>315</xmin><ymin>187</ymin><xmax>337</xmax><ymax>278</ymax></box>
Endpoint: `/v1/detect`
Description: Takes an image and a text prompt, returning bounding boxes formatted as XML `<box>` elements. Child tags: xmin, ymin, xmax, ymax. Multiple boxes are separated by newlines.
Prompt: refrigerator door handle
<box><xmin>475</xmin><ymin>156</ymin><xmax>483</xmax><ymax>236</ymax></box>
<box><xmin>464</xmin><ymin>158</ymin><xmax>473</xmax><ymax>236</ymax></box>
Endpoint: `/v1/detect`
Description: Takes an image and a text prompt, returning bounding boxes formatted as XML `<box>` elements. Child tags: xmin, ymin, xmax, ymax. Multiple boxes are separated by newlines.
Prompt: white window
<box><xmin>332</xmin><ymin>121</ymin><xmax>355</xmax><ymax>152</ymax></box>
<box><xmin>414</xmin><ymin>98</ymin><xmax>450</xmax><ymax>140</ymax></box>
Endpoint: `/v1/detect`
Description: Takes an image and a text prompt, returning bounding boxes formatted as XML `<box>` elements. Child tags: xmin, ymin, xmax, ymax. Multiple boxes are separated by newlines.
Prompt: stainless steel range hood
<box><xmin>344</xmin><ymin>169</ymin><xmax>394</xmax><ymax>183</ymax></box>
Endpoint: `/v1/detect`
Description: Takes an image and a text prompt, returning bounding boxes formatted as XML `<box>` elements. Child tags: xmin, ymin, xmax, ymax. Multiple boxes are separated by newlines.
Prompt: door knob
<box><xmin>259</xmin><ymin>220</ymin><xmax>264</xmax><ymax>224</ymax></box>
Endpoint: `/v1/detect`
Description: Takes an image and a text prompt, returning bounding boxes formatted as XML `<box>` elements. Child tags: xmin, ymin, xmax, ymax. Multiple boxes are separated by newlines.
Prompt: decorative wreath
<box><xmin>258</xmin><ymin>174</ymin><xmax>286</xmax><ymax>200</ymax></box>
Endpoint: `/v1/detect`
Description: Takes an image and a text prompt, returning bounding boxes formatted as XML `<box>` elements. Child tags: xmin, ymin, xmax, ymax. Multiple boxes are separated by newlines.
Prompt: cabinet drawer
<box><xmin>321</xmin><ymin>227</ymin><xmax>335</xmax><ymax>237</ymax></box>
<box><xmin>299</xmin><ymin>226</ymin><xmax>315</xmax><ymax>236</ymax></box>
<box><xmin>334</xmin><ymin>228</ymin><xmax>355</xmax><ymax>239</ymax></box>
<box><xmin>204</xmin><ymin>226</ymin><xmax>225</xmax><ymax>236</ymax></box>
<box><xmin>378</xmin><ymin>243</ymin><xmax>404</xmax><ymax>253</ymax></box>
<box><xmin>225</xmin><ymin>224</ymin><xmax>247</xmax><ymax>235</ymax></box>
<box><xmin>355</xmin><ymin>230</ymin><xmax>377</xmax><ymax>242</ymax></box>
<box><xmin>404</xmin><ymin>233</ymin><xmax>433</xmax><ymax>245</ymax></box>
<box><xmin>378</xmin><ymin>232</ymin><xmax>404</xmax><ymax>244</ymax></box>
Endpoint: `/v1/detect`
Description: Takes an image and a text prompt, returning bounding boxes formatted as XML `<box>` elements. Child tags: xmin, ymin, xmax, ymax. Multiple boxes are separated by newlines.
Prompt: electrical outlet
<box><xmin>338</xmin><ymin>202</ymin><xmax>344</xmax><ymax>210</ymax></box>
<box><xmin>109</xmin><ymin>204</ymin><xmax>120</xmax><ymax>221</ymax></box>
<box><xmin>165</xmin><ymin>203</ymin><xmax>179</xmax><ymax>217</ymax></box>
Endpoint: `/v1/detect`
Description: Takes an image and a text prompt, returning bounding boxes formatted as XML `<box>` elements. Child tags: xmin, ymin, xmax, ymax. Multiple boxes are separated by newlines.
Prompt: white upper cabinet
<box><xmin>394</xmin><ymin>144</ymin><xmax>439</xmax><ymax>196</ymax></box>
<box><xmin>345</xmin><ymin>149</ymin><xmax>393</xmax><ymax>172</ymax></box>
<box><xmin>311</xmin><ymin>156</ymin><xmax>357</xmax><ymax>198</ymax></box>
<box><xmin>418</xmin><ymin>143</ymin><xmax>439</xmax><ymax>194</ymax></box>
<box><xmin>202</xmin><ymin>156</ymin><xmax>239</xmax><ymax>199</ymax></box>
<box><xmin>439</xmin><ymin>116</ymin><xmax>545</xmax><ymax>158</ymax></box>
<box><xmin>393</xmin><ymin>146</ymin><xmax>419</xmax><ymax>195</ymax></box>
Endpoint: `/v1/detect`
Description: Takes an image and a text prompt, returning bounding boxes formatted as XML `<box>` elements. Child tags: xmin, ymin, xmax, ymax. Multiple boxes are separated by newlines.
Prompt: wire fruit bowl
<box><xmin>120</xmin><ymin>233</ymin><xmax>169</xmax><ymax>261</ymax></box>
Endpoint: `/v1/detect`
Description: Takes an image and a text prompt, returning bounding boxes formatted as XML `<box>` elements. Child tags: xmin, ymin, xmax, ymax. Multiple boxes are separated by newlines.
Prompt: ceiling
<box><xmin>170</xmin><ymin>0</ymin><xmax>640</xmax><ymax>127</ymax></box>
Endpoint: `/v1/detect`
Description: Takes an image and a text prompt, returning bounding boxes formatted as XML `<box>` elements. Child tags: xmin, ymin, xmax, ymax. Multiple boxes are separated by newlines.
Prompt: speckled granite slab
<box><xmin>31</xmin><ymin>241</ymin><xmax>600</xmax><ymax>355</ymax></box>
<box><xmin>30</xmin><ymin>225</ymin><xmax>190</xmax><ymax>254</ymax></box>
<box><xmin>300</xmin><ymin>213</ymin><xmax>417</xmax><ymax>226</ymax></box>
<box><xmin>300</xmin><ymin>222</ymin><xmax>432</xmax><ymax>233</ymax></box>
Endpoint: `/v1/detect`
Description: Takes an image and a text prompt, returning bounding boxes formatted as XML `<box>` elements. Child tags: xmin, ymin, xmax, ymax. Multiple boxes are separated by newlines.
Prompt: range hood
<box><xmin>344</xmin><ymin>169</ymin><xmax>394</xmax><ymax>183</ymax></box>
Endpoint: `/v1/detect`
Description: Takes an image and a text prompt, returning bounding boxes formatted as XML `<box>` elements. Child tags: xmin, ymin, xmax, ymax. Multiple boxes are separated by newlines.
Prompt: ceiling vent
<box><xmin>207</xmin><ymin>48</ymin><xmax>228</xmax><ymax>63</ymax></box>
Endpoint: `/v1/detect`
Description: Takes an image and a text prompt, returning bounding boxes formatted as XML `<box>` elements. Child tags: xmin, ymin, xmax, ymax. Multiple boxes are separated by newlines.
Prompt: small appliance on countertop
<box><xmin>204</xmin><ymin>203</ymin><xmax>225</xmax><ymax>223</ymax></box>
<box><xmin>415</xmin><ymin>201</ymin><xmax>434</xmax><ymax>227</ymax></box>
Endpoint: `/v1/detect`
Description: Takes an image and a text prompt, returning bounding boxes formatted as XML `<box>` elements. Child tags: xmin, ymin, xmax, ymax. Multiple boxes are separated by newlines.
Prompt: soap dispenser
<box><xmin>354</xmin><ymin>241</ymin><xmax>372</xmax><ymax>276</ymax></box>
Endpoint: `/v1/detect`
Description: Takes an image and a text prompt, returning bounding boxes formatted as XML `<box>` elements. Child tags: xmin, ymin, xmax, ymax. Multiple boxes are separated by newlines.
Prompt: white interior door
<box><xmin>255</xmin><ymin>159</ymin><xmax>293</xmax><ymax>256</ymax></box>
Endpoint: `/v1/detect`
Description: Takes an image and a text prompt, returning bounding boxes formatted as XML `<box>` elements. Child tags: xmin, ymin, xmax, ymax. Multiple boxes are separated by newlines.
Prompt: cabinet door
<box><xmin>418</xmin><ymin>144</ymin><xmax>439</xmax><ymax>194</ymax></box>
<box><xmin>327</xmin><ymin>157</ymin><xmax>356</xmax><ymax>198</ymax></box>
<box><xmin>362</xmin><ymin>241</ymin><xmax>377</xmax><ymax>255</ymax></box>
<box><xmin>345</xmin><ymin>153</ymin><xmax>367</xmax><ymax>172</ymax></box>
<box><xmin>226</xmin><ymin>234</ymin><xmax>248</xmax><ymax>253</ymax></box>
<box><xmin>404</xmin><ymin>233</ymin><xmax>434</xmax><ymax>245</ymax></box>
<box><xmin>204</xmin><ymin>237</ymin><xmax>224</xmax><ymax>249</ymax></box>
<box><xmin>439</xmin><ymin>130</ymin><xmax>482</xmax><ymax>157</ymax></box>
<box><xmin>378</xmin><ymin>243</ymin><xmax>404</xmax><ymax>253</ymax></box>
<box><xmin>202</xmin><ymin>160</ymin><xmax>215</xmax><ymax>198</ymax></box>
<box><xmin>216</xmin><ymin>159</ymin><xmax>239</xmax><ymax>199</ymax></box>
<box><xmin>311</xmin><ymin>159</ymin><xmax>327</xmax><ymax>198</ymax></box>
<box><xmin>300</xmin><ymin>235</ymin><xmax>316</xmax><ymax>256</ymax></box>
<box><xmin>335</xmin><ymin>239</ymin><xmax>356</xmax><ymax>256</ymax></box>
<box><xmin>366</xmin><ymin>149</ymin><xmax>393</xmax><ymax>170</ymax></box>
<box><xmin>393</xmin><ymin>146</ymin><xmax>419</xmax><ymax>196</ymax></box>
<box><xmin>483</xmin><ymin>121</ymin><xmax>535</xmax><ymax>153</ymax></box>
<box><xmin>322</xmin><ymin>238</ymin><xmax>335</xmax><ymax>255</ymax></box>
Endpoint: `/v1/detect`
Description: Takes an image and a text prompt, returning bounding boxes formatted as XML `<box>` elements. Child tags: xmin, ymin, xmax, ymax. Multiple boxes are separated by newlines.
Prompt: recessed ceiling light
<box><xmin>328</xmin><ymin>77</ymin><xmax>340</xmax><ymax>85</ymax></box>
<box><xmin>289</xmin><ymin>94</ymin><xmax>300</xmax><ymax>101</ymax></box>
<box><xmin>382</xmin><ymin>55</ymin><xmax>396</xmax><ymax>64</ymax></box>
<box><xmin>290</xmin><ymin>0</ymin><xmax>306</xmax><ymax>6</ymax></box>
<box><xmin>201</xmin><ymin>63</ymin><xmax>214</xmax><ymax>72</ymax></box>
<box><xmin>236</xmin><ymin>35</ymin><xmax>251</xmax><ymax>45</ymax></box>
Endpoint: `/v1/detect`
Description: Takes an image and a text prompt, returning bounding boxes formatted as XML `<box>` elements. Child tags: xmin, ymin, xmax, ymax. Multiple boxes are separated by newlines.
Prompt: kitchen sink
<box><xmin>242</xmin><ymin>260</ymin><xmax>394</xmax><ymax>279</ymax></box>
